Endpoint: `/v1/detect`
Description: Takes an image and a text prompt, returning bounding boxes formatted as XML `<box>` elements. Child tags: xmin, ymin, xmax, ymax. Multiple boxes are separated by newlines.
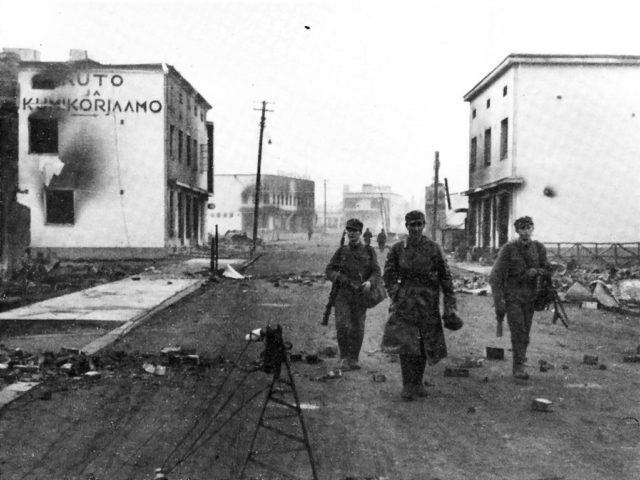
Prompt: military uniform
<box><xmin>325</xmin><ymin>240</ymin><xmax>380</xmax><ymax>368</ymax></box>
<box><xmin>489</xmin><ymin>237</ymin><xmax>551</xmax><ymax>377</ymax></box>
<box><xmin>381</xmin><ymin>234</ymin><xmax>457</xmax><ymax>397</ymax></box>
<box><xmin>377</xmin><ymin>229</ymin><xmax>387</xmax><ymax>251</ymax></box>
<box><xmin>363</xmin><ymin>228</ymin><xmax>373</xmax><ymax>246</ymax></box>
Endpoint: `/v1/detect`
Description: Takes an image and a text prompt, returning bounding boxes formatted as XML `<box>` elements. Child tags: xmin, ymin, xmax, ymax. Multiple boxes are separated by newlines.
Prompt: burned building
<box><xmin>5</xmin><ymin>48</ymin><xmax>213</xmax><ymax>259</ymax></box>
<box><xmin>209</xmin><ymin>174</ymin><xmax>315</xmax><ymax>240</ymax></box>
<box><xmin>0</xmin><ymin>51</ymin><xmax>30</xmax><ymax>277</ymax></box>
<box><xmin>343</xmin><ymin>184</ymin><xmax>408</xmax><ymax>235</ymax></box>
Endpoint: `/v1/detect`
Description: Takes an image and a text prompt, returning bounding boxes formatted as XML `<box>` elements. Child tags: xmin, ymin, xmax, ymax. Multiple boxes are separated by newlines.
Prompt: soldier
<box><xmin>325</xmin><ymin>219</ymin><xmax>381</xmax><ymax>371</ymax></box>
<box><xmin>377</xmin><ymin>228</ymin><xmax>387</xmax><ymax>252</ymax></box>
<box><xmin>381</xmin><ymin>210</ymin><xmax>461</xmax><ymax>400</ymax></box>
<box><xmin>489</xmin><ymin>216</ymin><xmax>552</xmax><ymax>380</ymax></box>
<box><xmin>363</xmin><ymin>227</ymin><xmax>373</xmax><ymax>246</ymax></box>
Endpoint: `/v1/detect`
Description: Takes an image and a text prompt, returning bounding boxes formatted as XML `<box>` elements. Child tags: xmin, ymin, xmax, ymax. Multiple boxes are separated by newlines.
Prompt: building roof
<box><xmin>463</xmin><ymin>53</ymin><xmax>640</xmax><ymax>102</ymax></box>
<box><xmin>14</xmin><ymin>55</ymin><xmax>212</xmax><ymax>109</ymax></box>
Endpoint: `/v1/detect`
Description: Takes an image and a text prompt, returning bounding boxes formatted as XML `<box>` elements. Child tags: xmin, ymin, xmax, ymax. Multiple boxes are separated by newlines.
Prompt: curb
<box><xmin>0</xmin><ymin>278</ymin><xmax>207</xmax><ymax>410</ymax></box>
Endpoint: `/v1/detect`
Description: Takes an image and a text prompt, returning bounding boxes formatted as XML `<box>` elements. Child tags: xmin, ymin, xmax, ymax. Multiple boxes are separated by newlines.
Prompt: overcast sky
<box><xmin>3</xmin><ymin>0</ymin><xmax>640</xmax><ymax>206</ymax></box>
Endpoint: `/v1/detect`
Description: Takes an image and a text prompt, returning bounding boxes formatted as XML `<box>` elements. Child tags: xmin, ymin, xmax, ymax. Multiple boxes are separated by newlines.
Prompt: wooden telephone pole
<box><xmin>251</xmin><ymin>101</ymin><xmax>273</xmax><ymax>255</ymax></box>
<box><xmin>432</xmin><ymin>151</ymin><xmax>440</xmax><ymax>241</ymax></box>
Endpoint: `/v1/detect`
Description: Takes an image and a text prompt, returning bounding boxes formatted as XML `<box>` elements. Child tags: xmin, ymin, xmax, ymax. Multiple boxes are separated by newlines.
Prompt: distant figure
<box><xmin>307</xmin><ymin>225</ymin><xmax>314</xmax><ymax>241</ymax></box>
<box><xmin>363</xmin><ymin>227</ymin><xmax>373</xmax><ymax>246</ymax></box>
<box><xmin>377</xmin><ymin>229</ymin><xmax>387</xmax><ymax>251</ymax></box>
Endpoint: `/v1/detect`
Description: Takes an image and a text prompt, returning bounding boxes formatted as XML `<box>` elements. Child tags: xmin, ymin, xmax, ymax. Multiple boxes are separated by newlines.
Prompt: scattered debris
<box><xmin>565</xmin><ymin>282</ymin><xmax>592</xmax><ymax>302</ymax></box>
<box><xmin>319</xmin><ymin>346</ymin><xmax>338</xmax><ymax>358</ymax></box>
<box><xmin>532</xmin><ymin>398</ymin><xmax>553</xmax><ymax>412</ymax></box>
<box><xmin>583</xmin><ymin>354</ymin><xmax>599</xmax><ymax>365</ymax></box>
<box><xmin>372</xmin><ymin>374</ymin><xmax>386</xmax><ymax>383</ymax></box>
<box><xmin>486</xmin><ymin>347</ymin><xmax>505</xmax><ymax>360</ymax></box>
<box><xmin>539</xmin><ymin>359</ymin><xmax>555</xmax><ymax>372</ymax></box>
<box><xmin>305</xmin><ymin>354</ymin><xmax>321</xmax><ymax>364</ymax></box>
<box><xmin>222</xmin><ymin>264</ymin><xmax>245</xmax><ymax>279</ymax></box>
<box><xmin>444</xmin><ymin>367</ymin><xmax>470</xmax><ymax>377</ymax></box>
<box><xmin>581</xmin><ymin>301</ymin><xmax>599</xmax><ymax>310</ymax></box>
<box><xmin>459</xmin><ymin>357</ymin><xmax>484</xmax><ymax>368</ymax></box>
<box><xmin>622</xmin><ymin>355</ymin><xmax>640</xmax><ymax>363</ymax></box>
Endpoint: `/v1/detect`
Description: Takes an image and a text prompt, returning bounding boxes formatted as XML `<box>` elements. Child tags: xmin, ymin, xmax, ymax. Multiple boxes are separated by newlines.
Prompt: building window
<box><xmin>193</xmin><ymin>138</ymin><xmax>198</xmax><ymax>170</ymax></box>
<box><xmin>470</xmin><ymin>137</ymin><xmax>477</xmax><ymax>172</ymax></box>
<box><xmin>484</xmin><ymin>128</ymin><xmax>492</xmax><ymax>166</ymax></box>
<box><xmin>178</xmin><ymin>130</ymin><xmax>183</xmax><ymax>163</ymax></box>
<box><xmin>472</xmin><ymin>108</ymin><xmax>476</xmax><ymax>119</ymax></box>
<box><xmin>32</xmin><ymin>74</ymin><xmax>56</xmax><ymax>89</ymax></box>
<box><xmin>29</xmin><ymin>117</ymin><xmax>58</xmax><ymax>154</ymax></box>
<box><xmin>500</xmin><ymin>118</ymin><xmax>509</xmax><ymax>160</ymax></box>
<box><xmin>486</xmin><ymin>98</ymin><xmax>491</xmax><ymax>109</ymax></box>
<box><xmin>503</xmin><ymin>85</ymin><xmax>508</xmax><ymax>97</ymax></box>
<box><xmin>45</xmin><ymin>189</ymin><xmax>74</xmax><ymax>224</ymax></box>
<box><xmin>186</xmin><ymin>134</ymin><xmax>191</xmax><ymax>165</ymax></box>
<box><xmin>169</xmin><ymin>191</ymin><xmax>175</xmax><ymax>237</ymax></box>
<box><xmin>169</xmin><ymin>125</ymin><xmax>175</xmax><ymax>158</ymax></box>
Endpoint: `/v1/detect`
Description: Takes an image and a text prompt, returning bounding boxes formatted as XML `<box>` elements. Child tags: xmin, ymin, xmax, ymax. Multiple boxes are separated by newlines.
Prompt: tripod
<box><xmin>240</xmin><ymin>325</ymin><xmax>319</xmax><ymax>480</ymax></box>
<box><xmin>551</xmin><ymin>290</ymin><xmax>569</xmax><ymax>328</ymax></box>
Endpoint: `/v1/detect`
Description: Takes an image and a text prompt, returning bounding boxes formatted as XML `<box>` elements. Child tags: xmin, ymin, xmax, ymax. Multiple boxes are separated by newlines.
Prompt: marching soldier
<box><xmin>489</xmin><ymin>216</ymin><xmax>552</xmax><ymax>380</ymax></box>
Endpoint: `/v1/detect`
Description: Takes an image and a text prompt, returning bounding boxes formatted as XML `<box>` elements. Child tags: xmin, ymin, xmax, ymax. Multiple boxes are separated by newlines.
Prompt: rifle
<box><xmin>321</xmin><ymin>230</ymin><xmax>346</xmax><ymax>326</ymax></box>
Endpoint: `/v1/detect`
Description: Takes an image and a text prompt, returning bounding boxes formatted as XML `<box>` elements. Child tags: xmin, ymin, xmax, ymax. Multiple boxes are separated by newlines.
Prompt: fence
<box><xmin>543</xmin><ymin>243</ymin><xmax>640</xmax><ymax>267</ymax></box>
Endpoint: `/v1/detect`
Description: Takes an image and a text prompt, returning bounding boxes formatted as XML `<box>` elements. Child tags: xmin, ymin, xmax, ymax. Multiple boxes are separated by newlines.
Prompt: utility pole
<box><xmin>251</xmin><ymin>101</ymin><xmax>272</xmax><ymax>255</ymax></box>
<box><xmin>432</xmin><ymin>151</ymin><xmax>440</xmax><ymax>242</ymax></box>
<box><xmin>323</xmin><ymin>179</ymin><xmax>327</xmax><ymax>234</ymax></box>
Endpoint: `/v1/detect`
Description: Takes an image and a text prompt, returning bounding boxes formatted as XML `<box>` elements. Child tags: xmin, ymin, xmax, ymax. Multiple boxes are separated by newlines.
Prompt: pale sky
<box><xmin>3</xmin><ymin>0</ymin><xmax>640</xmax><ymax>206</ymax></box>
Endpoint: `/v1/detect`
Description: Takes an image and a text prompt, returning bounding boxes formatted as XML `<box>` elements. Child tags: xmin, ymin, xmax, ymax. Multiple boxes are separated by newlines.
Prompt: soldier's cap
<box><xmin>405</xmin><ymin>210</ymin><xmax>426</xmax><ymax>223</ymax></box>
<box><xmin>345</xmin><ymin>218</ymin><xmax>363</xmax><ymax>231</ymax></box>
<box><xmin>514</xmin><ymin>216</ymin><xmax>534</xmax><ymax>230</ymax></box>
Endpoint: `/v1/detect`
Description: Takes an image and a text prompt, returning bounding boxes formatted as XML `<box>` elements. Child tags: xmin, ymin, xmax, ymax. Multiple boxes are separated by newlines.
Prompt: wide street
<box><xmin>1</xmin><ymin>236</ymin><xmax>640</xmax><ymax>480</ymax></box>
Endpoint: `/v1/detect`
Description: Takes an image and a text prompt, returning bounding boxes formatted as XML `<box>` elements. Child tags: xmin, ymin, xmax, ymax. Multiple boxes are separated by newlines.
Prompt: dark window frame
<box><xmin>500</xmin><ymin>118</ymin><xmax>509</xmax><ymax>160</ymax></box>
<box><xmin>484</xmin><ymin>128</ymin><xmax>492</xmax><ymax>166</ymax></box>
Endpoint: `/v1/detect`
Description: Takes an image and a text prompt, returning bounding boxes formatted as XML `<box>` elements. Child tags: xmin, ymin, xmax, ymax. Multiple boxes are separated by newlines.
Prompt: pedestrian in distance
<box><xmin>381</xmin><ymin>210</ymin><xmax>462</xmax><ymax>401</ymax></box>
<box><xmin>363</xmin><ymin>227</ymin><xmax>373</xmax><ymax>247</ymax></box>
<box><xmin>489</xmin><ymin>216</ymin><xmax>552</xmax><ymax>380</ymax></box>
<box><xmin>307</xmin><ymin>224</ymin><xmax>314</xmax><ymax>241</ymax></box>
<box><xmin>377</xmin><ymin>228</ymin><xmax>387</xmax><ymax>252</ymax></box>
<box><xmin>325</xmin><ymin>219</ymin><xmax>381</xmax><ymax>371</ymax></box>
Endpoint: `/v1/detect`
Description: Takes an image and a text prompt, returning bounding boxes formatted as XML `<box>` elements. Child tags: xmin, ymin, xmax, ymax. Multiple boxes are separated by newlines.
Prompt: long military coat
<box><xmin>381</xmin><ymin>236</ymin><xmax>456</xmax><ymax>362</ymax></box>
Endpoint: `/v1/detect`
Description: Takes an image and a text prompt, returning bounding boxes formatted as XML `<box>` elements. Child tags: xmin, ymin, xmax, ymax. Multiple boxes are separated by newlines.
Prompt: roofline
<box><xmin>463</xmin><ymin>53</ymin><xmax>640</xmax><ymax>102</ymax></box>
<box><xmin>215</xmin><ymin>173</ymin><xmax>314</xmax><ymax>182</ymax></box>
<box><xmin>18</xmin><ymin>59</ymin><xmax>212</xmax><ymax>110</ymax></box>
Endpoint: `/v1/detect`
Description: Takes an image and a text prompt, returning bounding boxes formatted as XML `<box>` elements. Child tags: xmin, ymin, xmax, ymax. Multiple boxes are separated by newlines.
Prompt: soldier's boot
<box><xmin>413</xmin><ymin>355</ymin><xmax>428</xmax><ymax>397</ymax></box>
<box><xmin>512</xmin><ymin>343</ymin><xmax>530</xmax><ymax>380</ymax></box>
<box><xmin>399</xmin><ymin>355</ymin><xmax>414</xmax><ymax>401</ymax></box>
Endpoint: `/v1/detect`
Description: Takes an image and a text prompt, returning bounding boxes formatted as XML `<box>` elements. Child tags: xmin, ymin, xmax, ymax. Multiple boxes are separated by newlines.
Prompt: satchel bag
<box><xmin>363</xmin><ymin>276</ymin><xmax>388</xmax><ymax>309</ymax></box>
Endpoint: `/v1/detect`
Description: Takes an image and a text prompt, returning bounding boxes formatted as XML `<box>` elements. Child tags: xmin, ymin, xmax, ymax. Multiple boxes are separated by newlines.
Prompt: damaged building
<box><xmin>5</xmin><ymin>47</ymin><xmax>213</xmax><ymax>259</ymax></box>
<box><xmin>463</xmin><ymin>54</ymin><xmax>640</xmax><ymax>254</ymax></box>
<box><xmin>209</xmin><ymin>174</ymin><xmax>315</xmax><ymax>240</ymax></box>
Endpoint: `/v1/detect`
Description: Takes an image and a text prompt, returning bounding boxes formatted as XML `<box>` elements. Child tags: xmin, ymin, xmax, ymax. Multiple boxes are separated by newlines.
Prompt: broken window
<box><xmin>29</xmin><ymin>117</ymin><xmax>58</xmax><ymax>154</ymax></box>
<box><xmin>178</xmin><ymin>130</ymin><xmax>183</xmax><ymax>163</ymax></box>
<box><xmin>45</xmin><ymin>189</ymin><xmax>74</xmax><ymax>224</ymax></box>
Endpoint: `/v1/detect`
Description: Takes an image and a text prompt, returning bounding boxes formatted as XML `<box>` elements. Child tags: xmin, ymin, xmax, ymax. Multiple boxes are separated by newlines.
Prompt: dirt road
<box><xmin>1</xmin><ymin>239</ymin><xmax>640</xmax><ymax>480</ymax></box>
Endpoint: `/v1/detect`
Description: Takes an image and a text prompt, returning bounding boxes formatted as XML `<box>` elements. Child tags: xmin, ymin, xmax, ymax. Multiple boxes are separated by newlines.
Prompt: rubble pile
<box><xmin>551</xmin><ymin>263</ymin><xmax>640</xmax><ymax>313</ymax></box>
<box><xmin>266</xmin><ymin>271</ymin><xmax>326</xmax><ymax>288</ymax></box>
<box><xmin>0</xmin><ymin>345</ymin><xmax>226</xmax><ymax>385</ymax></box>
<box><xmin>452</xmin><ymin>274</ymin><xmax>490</xmax><ymax>295</ymax></box>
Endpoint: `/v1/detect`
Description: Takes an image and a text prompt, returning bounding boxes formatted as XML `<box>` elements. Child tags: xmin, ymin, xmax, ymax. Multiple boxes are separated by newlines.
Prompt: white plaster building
<box><xmin>463</xmin><ymin>54</ymin><xmax>640</xmax><ymax>250</ymax></box>
<box><xmin>343</xmin><ymin>184</ymin><xmax>408</xmax><ymax>235</ymax></box>
<box><xmin>7</xmin><ymin>48</ymin><xmax>212</xmax><ymax>258</ymax></box>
